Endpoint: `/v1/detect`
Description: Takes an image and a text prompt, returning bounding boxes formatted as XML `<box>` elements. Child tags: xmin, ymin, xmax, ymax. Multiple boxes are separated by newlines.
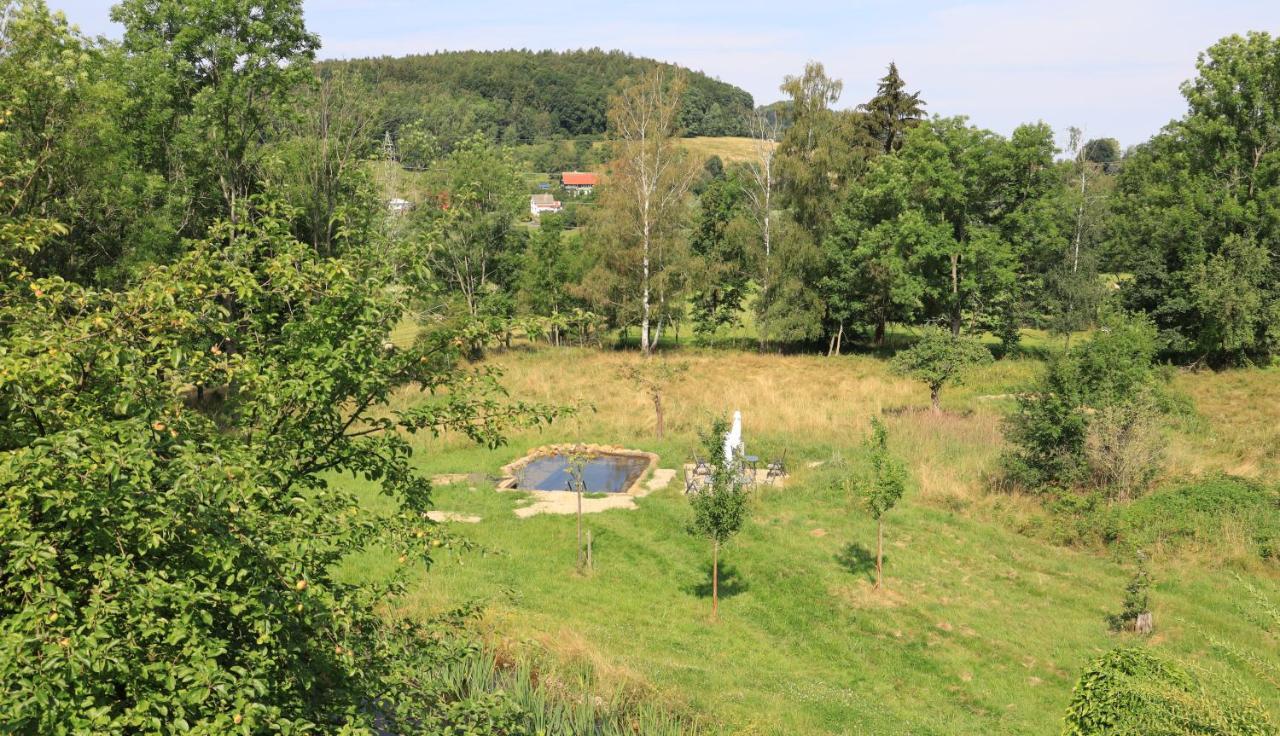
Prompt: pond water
<box><xmin>515</xmin><ymin>453</ymin><xmax>649</xmax><ymax>493</ymax></box>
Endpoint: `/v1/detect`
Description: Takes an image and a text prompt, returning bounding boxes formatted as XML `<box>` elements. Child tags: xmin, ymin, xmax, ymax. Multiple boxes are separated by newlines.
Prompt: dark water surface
<box><xmin>516</xmin><ymin>453</ymin><xmax>648</xmax><ymax>492</ymax></box>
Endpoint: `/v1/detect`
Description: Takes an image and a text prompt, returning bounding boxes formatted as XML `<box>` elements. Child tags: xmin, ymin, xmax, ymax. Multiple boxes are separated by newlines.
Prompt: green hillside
<box><xmin>340</xmin><ymin>347</ymin><xmax>1280</xmax><ymax>735</ymax></box>
<box><xmin>323</xmin><ymin>49</ymin><xmax>755</xmax><ymax>148</ymax></box>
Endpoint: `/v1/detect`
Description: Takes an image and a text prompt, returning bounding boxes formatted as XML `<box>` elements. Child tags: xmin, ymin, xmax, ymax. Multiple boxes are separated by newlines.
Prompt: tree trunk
<box><xmin>711</xmin><ymin>539</ymin><xmax>719</xmax><ymax>620</ymax></box>
<box><xmin>950</xmin><ymin>253</ymin><xmax>961</xmax><ymax>337</ymax></box>
<box><xmin>875</xmin><ymin>518</ymin><xmax>883</xmax><ymax>590</ymax></box>
<box><xmin>576</xmin><ymin>487</ymin><xmax>584</xmax><ymax>571</ymax></box>
<box><xmin>1135</xmin><ymin>611</ymin><xmax>1153</xmax><ymax>635</ymax></box>
<box><xmin>930</xmin><ymin>385</ymin><xmax>941</xmax><ymax>415</ymax></box>
<box><xmin>873</xmin><ymin>319</ymin><xmax>886</xmax><ymax>347</ymax></box>
<box><xmin>640</xmin><ymin>207</ymin><xmax>652</xmax><ymax>356</ymax></box>
<box><xmin>653</xmin><ymin>390</ymin><xmax>664</xmax><ymax>439</ymax></box>
<box><xmin>834</xmin><ymin>322</ymin><xmax>844</xmax><ymax>356</ymax></box>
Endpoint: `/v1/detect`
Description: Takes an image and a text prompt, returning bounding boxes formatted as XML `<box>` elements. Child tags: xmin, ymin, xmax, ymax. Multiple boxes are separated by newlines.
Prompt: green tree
<box><xmin>891</xmin><ymin>327</ymin><xmax>992</xmax><ymax>414</ymax></box>
<box><xmin>1041</xmin><ymin>126</ymin><xmax>1112</xmax><ymax>347</ymax></box>
<box><xmin>1110</xmin><ymin>32</ymin><xmax>1280</xmax><ymax>364</ymax></box>
<box><xmin>112</xmin><ymin>0</ymin><xmax>319</xmax><ymax>226</ymax></box>
<box><xmin>265</xmin><ymin>70</ymin><xmax>381</xmax><ymax>257</ymax></box>
<box><xmin>689</xmin><ymin>172</ymin><xmax>750</xmax><ymax>338</ymax></box>
<box><xmin>1082</xmin><ymin>137</ymin><xmax>1121</xmax><ymax>166</ymax></box>
<box><xmin>858</xmin><ymin>62</ymin><xmax>926</xmax><ymax>154</ymax></box>
<box><xmin>518</xmin><ymin>214</ymin><xmax>586</xmax><ymax>345</ymax></box>
<box><xmin>741</xmin><ymin>110</ymin><xmax>783</xmax><ymax>349</ymax></box>
<box><xmin>415</xmin><ymin>133</ymin><xmax>525</xmax><ymax>327</ymax></box>
<box><xmin>605</xmin><ymin>68</ymin><xmax>697</xmax><ymax>355</ymax></box>
<box><xmin>0</xmin><ymin>0</ymin><xmax>166</xmax><ymax>282</ymax></box>
<box><xmin>755</xmin><ymin>217</ymin><xmax>828</xmax><ymax>345</ymax></box>
<box><xmin>688</xmin><ymin>447</ymin><xmax>750</xmax><ymax>620</ymax></box>
<box><xmin>825</xmin><ymin>157</ymin><xmax>937</xmax><ymax>346</ymax></box>
<box><xmin>864</xmin><ymin>118</ymin><xmax>1056</xmax><ymax>343</ymax></box>
<box><xmin>0</xmin><ymin>196</ymin><xmax>558</xmax><ymax>732</ymax></box>
<box><xmin>776</xmin><ymin>61</ymin><xmax>861</xmax><ymax>236</ymax></box>
<box><xmin>858</xmin><ymin>418</ymin><xmax>908</xmax><ymax>589</ymax></box>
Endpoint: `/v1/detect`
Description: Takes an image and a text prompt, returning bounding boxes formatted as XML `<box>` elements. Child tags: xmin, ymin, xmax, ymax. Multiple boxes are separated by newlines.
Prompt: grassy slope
<box><xmin>342</xmin><ymin>346</ymin><xmax>1280</xmax><ymax>734</ymax></box>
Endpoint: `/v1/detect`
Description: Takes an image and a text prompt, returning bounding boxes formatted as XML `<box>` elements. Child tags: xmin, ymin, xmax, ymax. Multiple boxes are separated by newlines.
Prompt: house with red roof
<box><xmin>560</xmin><ymin>171</ymin><xmax>598</xmax><ymax>195</ymax></box>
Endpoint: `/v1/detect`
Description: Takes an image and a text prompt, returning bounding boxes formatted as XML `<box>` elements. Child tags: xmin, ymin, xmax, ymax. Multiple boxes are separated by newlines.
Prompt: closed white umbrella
<box><xmin>724</xmin><ymin>410</ymin><xmax>743</xmax><ymax>466</ymax></box>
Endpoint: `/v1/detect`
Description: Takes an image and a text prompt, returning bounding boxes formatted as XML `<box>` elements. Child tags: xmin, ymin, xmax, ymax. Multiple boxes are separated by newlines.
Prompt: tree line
<box><xmin>413</xmin><ymin>45</ymin><xmax>1276</xmax><ymax>367</ymax></box>
<box><xmin>559</xmin><ymin>49</ymin><xmax>1277</xmax><ymax>365</ymax></box>
<box><xmin>12</xmin><ymin>0</ymin><xmax>1275</xmax><ymax>369</ymax></box>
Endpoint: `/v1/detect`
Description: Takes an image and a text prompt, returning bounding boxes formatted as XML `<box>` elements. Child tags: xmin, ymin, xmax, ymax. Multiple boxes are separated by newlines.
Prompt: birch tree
<box><xmin>743</xmin><ymin>109</ymin><xmax>782</xmax><ymax>349</ymax></box>
<box><xmin>606</xmin><ymin>69</ymin><xmax>696</xmax><ymax>355</ymax></box>
<box><xmin>1044</xmin><ymin>126</ymin><xmax>1109</xmax><ymax>347</ymax></box>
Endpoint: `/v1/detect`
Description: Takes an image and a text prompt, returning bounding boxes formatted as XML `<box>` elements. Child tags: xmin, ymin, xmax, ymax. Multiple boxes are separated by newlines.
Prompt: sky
<box><xmin>48</xmin><ymin>0</ymin><xmax>1280</xmax><ymax>148</ymax></box>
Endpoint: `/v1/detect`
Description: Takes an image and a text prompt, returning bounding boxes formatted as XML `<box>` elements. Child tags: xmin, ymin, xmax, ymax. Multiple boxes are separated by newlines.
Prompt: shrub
<box><xmin>1107</xmin><ymin>552</ymin><xmax>1153</xmax><ymax>633</ymax></box>
<box><xmin>1002</xmin><ymin>311</ymin><xmax>1168</xmax><ymax>495</ymax></box>
<box><xmin>1085</xmin><ymin>396</ymin><xmax>1166</xmax><ymax>501</ymax></box>
<box><xmin>1043</xmin><ymin>475</ymin><xmax>1280</xmax><ymax>562</ymax></box>
<box><xmin>1063</xmin><ymin>647</ymin><xmax>1274</xmax><ymax>735</ymax></box>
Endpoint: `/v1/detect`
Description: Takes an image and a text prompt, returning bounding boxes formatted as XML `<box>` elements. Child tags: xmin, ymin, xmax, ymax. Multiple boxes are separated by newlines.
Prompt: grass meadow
<box><xmin>339</xmin><ymin>340</ymin><xmax>1280</xmax><ymax>734</ymax></box>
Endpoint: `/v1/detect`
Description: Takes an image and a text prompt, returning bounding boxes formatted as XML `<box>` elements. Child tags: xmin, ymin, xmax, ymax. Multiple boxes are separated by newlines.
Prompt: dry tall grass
<box><xmin>389</xmin><ymin>347</ymin><xmax>1275</xmax><ymax>516</ymax></box>
<box><xmin>394</xmin><ymin>348</ymin><xmax>1014</xmax><ymax>506</ymax></box>
<box><xmin>1170</xmin><ymin>368</ymin><xmax>1280</xmax><ymax>478</ymax></box>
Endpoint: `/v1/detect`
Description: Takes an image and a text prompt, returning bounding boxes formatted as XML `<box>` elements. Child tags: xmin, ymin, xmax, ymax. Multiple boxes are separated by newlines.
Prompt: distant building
<box><xmin>530</xmin><ymin>193</ymin><xmax>563</xmax><ymax>216</ymax></box>
<box><xmin>387</xmin><ymin>197</ymin><xmax>412</xmax><ymax>214</ymax></box>
<box><xmin>561</xmin><ymin>171</ymin><xmax>598</xmax><ymax>195</ymax></box>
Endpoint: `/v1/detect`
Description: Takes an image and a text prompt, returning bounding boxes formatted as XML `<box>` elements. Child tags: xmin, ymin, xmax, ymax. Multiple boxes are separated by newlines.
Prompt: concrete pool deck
<box><xmin>512</xmin><ymin>466</ymin><xmax>677</xmax><ymax>518</ymax></box>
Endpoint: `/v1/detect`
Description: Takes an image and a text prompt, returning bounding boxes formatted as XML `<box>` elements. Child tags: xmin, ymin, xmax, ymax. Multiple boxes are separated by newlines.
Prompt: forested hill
<box><xmin>321</xmin><ymin>49</ymin><xmax>755</xmax><ymax>143</ymax></box>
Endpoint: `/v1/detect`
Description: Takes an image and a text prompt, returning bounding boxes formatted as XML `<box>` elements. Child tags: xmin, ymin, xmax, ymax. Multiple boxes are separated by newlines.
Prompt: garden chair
<box><xmin>764</xmin><ymin>449</ymin><xmax>788</xmax><ymax>486</ymax></box>
<box><xmin>683</xmin><ymin>470</ymin><xmax>704</xmax><ymax>494</ymax></box>
<box><xmin>691</xmin><ymin>455</ymin><xmax>713</xmax><ymax>477</ymax></box>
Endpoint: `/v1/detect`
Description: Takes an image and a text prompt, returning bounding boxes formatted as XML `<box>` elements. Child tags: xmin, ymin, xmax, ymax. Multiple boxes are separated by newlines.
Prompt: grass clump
<box><xmin>1041</xmin><ymin>475</ymin><xmax>1280</xmax><ymax>563</ymax></box>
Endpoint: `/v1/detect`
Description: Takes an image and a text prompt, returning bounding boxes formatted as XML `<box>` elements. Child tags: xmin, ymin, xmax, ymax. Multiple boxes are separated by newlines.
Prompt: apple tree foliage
<box><xmin>0</xmin><ymin>193</ymin><xmax>557</xmax><ymax>732</ymax></box>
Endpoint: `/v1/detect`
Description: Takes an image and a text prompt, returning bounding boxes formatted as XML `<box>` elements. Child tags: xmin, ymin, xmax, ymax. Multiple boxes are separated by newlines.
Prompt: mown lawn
<box><xmin>339</xmin><ymin>346</ymin><xmax>1280</xmax><ymax>734</ymax></box>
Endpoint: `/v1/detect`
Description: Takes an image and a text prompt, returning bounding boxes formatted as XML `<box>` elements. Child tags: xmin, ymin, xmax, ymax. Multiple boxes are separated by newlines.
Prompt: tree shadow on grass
<box><xmin>683</xmin><ymin>560</ymin><xmax>749</xmax><ymax>600</ymax></box>
<box><xmin>835</xmin><ymin>542</ymin><xmax>884</xmax><ymax>584</ymax></box>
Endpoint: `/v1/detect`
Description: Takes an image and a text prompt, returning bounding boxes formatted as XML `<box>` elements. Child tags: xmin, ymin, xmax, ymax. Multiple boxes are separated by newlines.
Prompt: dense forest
<box><xmin>323</xmin><ymin>48</ymin><xmax>756</xmax><ymax>152</ymax></box>
<box><xmin>2</xmin><ymin>0</ymin><xmax>1278</xmax><ymax>732</ymax></box>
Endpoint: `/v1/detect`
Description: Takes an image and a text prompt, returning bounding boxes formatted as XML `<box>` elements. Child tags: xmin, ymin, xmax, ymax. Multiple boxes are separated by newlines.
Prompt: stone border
<box><xmin>497</xmin><ymin>443</ymin><xmax>660</xmax><ymax>497</ymax></box>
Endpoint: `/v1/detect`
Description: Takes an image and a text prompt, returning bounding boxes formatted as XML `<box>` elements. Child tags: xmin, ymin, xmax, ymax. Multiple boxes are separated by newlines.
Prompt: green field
<box><xmin>340</xmin><ymin>345</ymin><xmax>1280</xmax><ymax>735</ymax></box>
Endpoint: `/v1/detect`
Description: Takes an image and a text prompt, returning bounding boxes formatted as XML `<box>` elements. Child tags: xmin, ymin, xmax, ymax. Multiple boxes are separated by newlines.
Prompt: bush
<box><xmin>1064</xmin><ymin>647</ymin><xmax>1274</xmax><ymax>735</ymax></box>
<box><xmin>1119</xmin><ymin>475</ymin><xmax>1280</xmax><ymax>559</ymax></box>
<box><xmin>1001</xmin><ymin>311</ymin><xmax>1168</xmax><ymax>496</ymax></box>
<box><xmin>1085</xmin><ymin>396</ymin><xmax>1165</xmax><ymax>501</ymax></box>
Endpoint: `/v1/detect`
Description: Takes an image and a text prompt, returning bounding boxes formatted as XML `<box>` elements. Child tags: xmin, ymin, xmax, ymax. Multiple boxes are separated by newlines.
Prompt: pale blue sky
<box><xmin>49</xmin><ymin>0</ymin><xmax>1280</xmax><ymax>148</ymax></box>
